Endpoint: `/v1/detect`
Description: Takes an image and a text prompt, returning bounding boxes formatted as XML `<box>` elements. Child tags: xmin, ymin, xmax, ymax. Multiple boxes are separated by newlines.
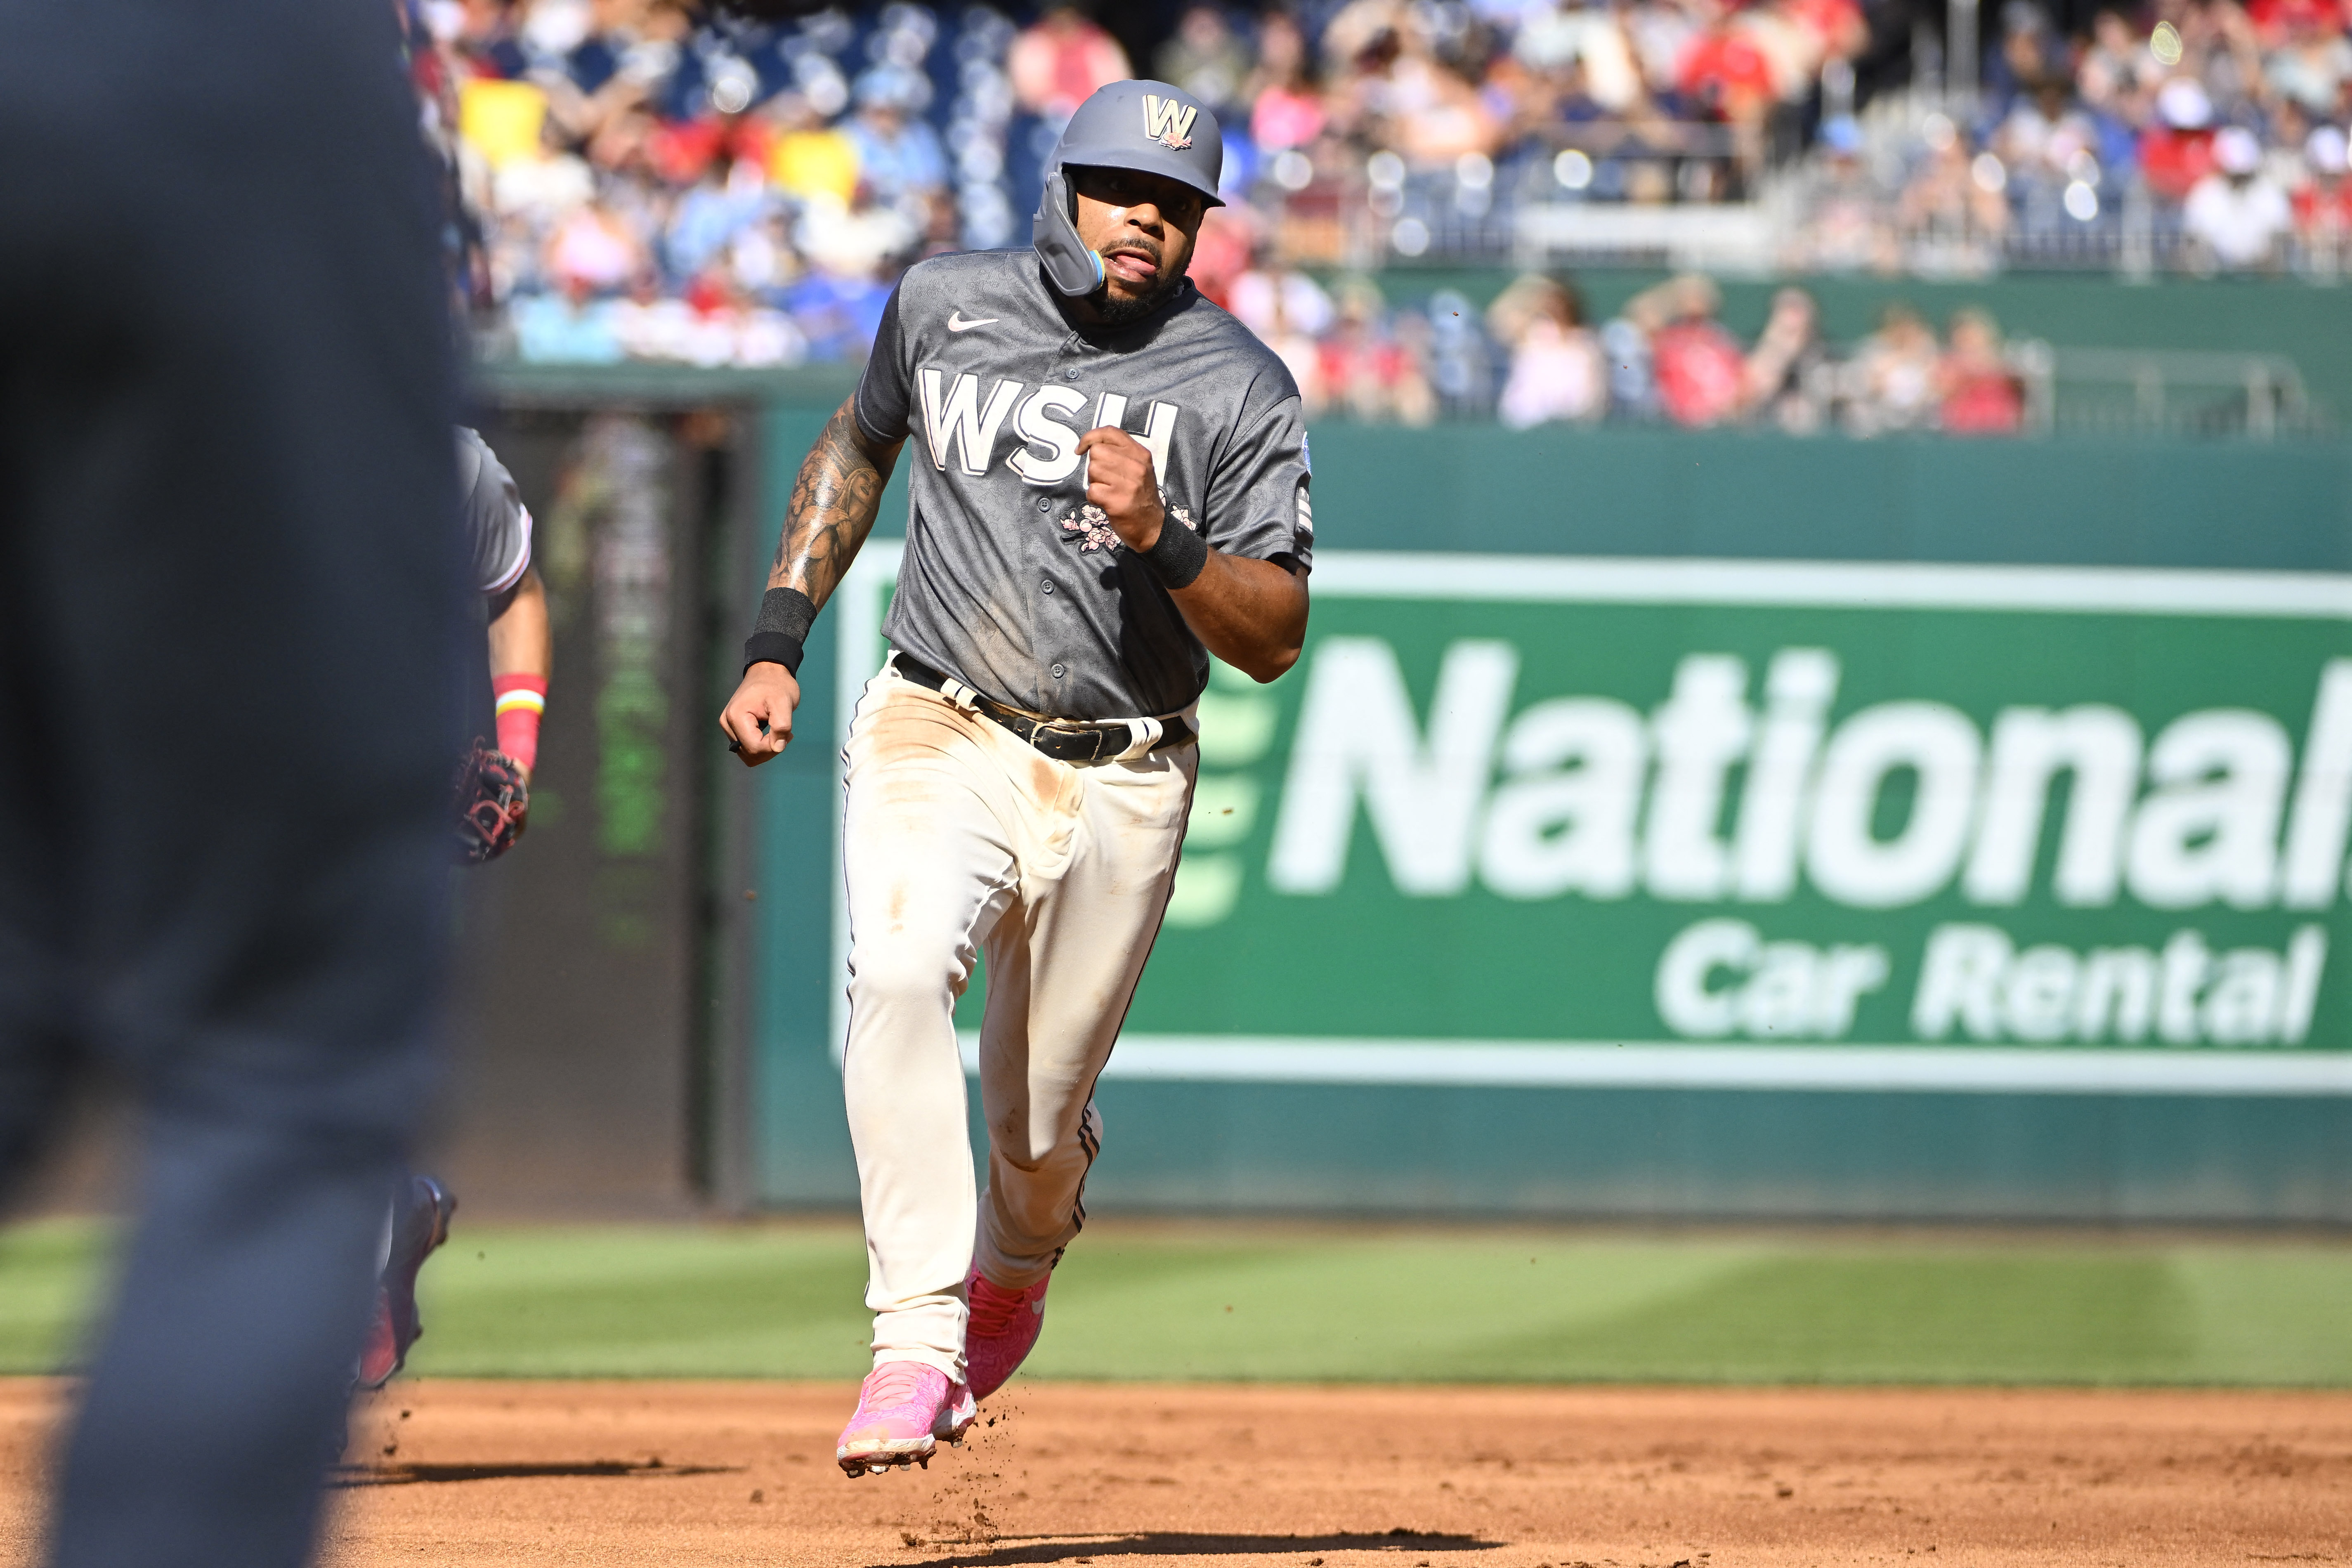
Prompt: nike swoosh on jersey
<box><xmin>947</xmin><ymin>312</ymin><xmax>998</xmax><ymax>332</ymax></box>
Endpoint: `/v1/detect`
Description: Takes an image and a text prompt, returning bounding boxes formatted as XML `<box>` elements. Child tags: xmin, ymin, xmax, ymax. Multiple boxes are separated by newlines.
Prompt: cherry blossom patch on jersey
<box><xmin>1060</xmin><ymin>504</ymin><xmax>1197</xmax><ymax>553</ymax></box>
<box><xmin>1061</xmin><ymin>504</ymin><xmax>1119</xmax><ymax>551</ymax></box>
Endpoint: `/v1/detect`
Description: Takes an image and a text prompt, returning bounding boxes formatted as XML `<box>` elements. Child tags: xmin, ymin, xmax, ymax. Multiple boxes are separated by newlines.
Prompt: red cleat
<box><xmin>964</xmin><ymin>1266</ymin><xmax>1048</xmax><ymax>1402</ymax></box>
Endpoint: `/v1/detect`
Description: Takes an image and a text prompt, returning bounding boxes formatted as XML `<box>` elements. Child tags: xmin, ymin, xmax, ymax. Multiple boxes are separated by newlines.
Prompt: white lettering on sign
<box><xmin>1264</xmin><ymin>638</ymin><xmax>2352</xmax><ymax>917</ymax></box>
<box><xmin>1804</xmin><ymin>701</ymin><xmax>1984</xmax><ymax>909</ymax></box>
<box><xmin>1642</xmin><ymin>655</ymin><xmax>1750</xmax><ymax>902</ymax></box>
<box><xmin>1267</xmin><ymin>637</ymin><xmax>1517</xmax><ymax>896</ymax></box>
<box><xmin>2124</xmin><ymin>709</ymin><xmax>2291</xmax><ymax>909</ymax></box>
<box><xmin>1733</xmin><ymin>649</ymin><xmax>1838</xmax><ymax>902</ymax></box>
<box><xmin>1653</xmin><ymin>917</ymin><xmax>1890</xmax><ymax>1039</ymax></box>
<box><xmin>1909</xmin><ymin>921</ymin><xmax>2326</xmax><ymax>1045</ymax></box>
<box><xmin>1477</xmin><ymin>697</ymin><xmax>1647</xmax><ymax>900</ymax></box>
<box><xmin>1963</xmin><ymin>706</ymin><xmax>2141</xmax><ymax>907</ymax></box>
<box><xmin>2282</xmin><ymin>659</ymin><xmax>2352</xmax><ymax>909</ymax></box>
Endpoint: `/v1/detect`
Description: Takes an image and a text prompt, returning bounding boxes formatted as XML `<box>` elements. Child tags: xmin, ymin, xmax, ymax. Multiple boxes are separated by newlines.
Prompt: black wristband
<box><xmin>1139</xmin><ymin>515</ymin><xmax>1209</xmax><ymax>590</ymax></box>
<box><xmin>743</xmin><ymin>586</ymin><xmax>817</xmax><ymax>675</ymax></box>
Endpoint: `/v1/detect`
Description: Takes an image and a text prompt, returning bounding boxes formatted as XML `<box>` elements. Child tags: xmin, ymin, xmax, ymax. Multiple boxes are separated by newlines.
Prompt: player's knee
<box><xmin>848</xmin><ymin>940</ymin><xmax>969</xmax><ymax>1014</ymax></box>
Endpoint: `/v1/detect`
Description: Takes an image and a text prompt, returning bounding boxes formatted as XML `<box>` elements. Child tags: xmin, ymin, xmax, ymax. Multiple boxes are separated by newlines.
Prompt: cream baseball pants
<box><xmin>839</xmin><ymin>664</ymin><xmax>1196</xmax><ymax>1381</ymax></box>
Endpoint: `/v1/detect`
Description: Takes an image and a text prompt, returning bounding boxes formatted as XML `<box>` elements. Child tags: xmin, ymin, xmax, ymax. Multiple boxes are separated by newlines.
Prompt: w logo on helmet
<box><xmin>1142</xmin><ymin>94</ymin><xmax>1197</xmax><ymax>152</ymax></box>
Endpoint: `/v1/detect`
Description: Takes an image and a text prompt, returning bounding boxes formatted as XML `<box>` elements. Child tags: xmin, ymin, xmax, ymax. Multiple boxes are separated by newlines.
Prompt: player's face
<box><xmin>1068</xmin><ymin>166</ymin><xmax>1204</xmax><ymax>307</ymax></box>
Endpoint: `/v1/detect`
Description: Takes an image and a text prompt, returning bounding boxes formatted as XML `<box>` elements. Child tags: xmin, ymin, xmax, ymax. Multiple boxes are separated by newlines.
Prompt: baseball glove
<box><xmin>451</xmin><ymin>739</ymin><xmax>529</xmax><ymax>864</ymax></box>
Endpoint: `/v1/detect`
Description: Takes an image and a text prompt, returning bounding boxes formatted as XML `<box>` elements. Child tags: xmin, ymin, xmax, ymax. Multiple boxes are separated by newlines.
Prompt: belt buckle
<box><xmin>1030</xmin><ymin>721</ymin><xmax>1106</xmax><ymax>763</ymax></box>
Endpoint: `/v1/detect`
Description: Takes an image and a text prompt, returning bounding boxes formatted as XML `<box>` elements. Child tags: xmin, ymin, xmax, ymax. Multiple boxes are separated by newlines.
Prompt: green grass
<box><xmin>5</xmin><ymin>1217</ymin><xmax>2350</xmax><ymax>1385</ymax></box>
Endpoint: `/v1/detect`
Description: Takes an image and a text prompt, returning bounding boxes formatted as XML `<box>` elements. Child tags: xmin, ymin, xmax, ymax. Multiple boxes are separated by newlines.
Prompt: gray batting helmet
<box><xmin>1033</xmin><ymin>79</ymin><xmax>1223</xmax><ymax>298</ymax></box>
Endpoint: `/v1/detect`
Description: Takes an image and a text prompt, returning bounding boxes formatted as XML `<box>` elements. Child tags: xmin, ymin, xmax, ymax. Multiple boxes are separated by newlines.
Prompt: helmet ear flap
<box><xmin>1032</xmin><ymin>168</ymin><xmax>1105</xmax><ymax>298</ymax></box>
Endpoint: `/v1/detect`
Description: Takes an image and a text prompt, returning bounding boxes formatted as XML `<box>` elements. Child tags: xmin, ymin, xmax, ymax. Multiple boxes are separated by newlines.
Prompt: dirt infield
<box><xmin>2</xmin><ymin>1379</ymin><xmax>2348</xmax><ymax>1566</ymax></box>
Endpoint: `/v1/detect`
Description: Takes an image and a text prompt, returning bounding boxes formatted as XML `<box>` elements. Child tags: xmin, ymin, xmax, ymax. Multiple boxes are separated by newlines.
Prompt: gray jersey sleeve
<box><xmin>853</xmin><ymin>279</ymin><xmax>912</xmax><ymax>445</ymax></box>
<box><xmin>456</xmin><ymin>426</ymin><xmax>531</xmax><ymax>596</ymax></box>
<box><xmin>1204</xmin><ymin>379</ymin><xmax>1314</xmax><ymax>572</ymax></box>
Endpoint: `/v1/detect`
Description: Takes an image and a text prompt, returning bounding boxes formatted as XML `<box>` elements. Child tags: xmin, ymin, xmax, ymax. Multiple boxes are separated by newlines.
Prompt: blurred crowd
<box><xmin>1790</xmin><ymin>0</ymin><xmax>2352</xmax><ymax>274</ymax></box>
<box><xmin>416</xmin><ymin>0</ymin><xmax>1891</xmax><ymax>370</ymax></box>
<box><xmin>412</xmin><ymin>0</ymin><xmax>2345</xmax><ymax>379</ymax></box>
<box><xmin>1224</xmin><ymin>266</ymin><xmax>2033</xmax><ymax>432</ymax></box>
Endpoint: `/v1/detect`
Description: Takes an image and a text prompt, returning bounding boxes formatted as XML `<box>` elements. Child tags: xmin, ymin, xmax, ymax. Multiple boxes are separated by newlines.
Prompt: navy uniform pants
<box><xmin>0</xmin><ymin>2</ymin><xmax>463</xmax><ymax>1564</ymax></box>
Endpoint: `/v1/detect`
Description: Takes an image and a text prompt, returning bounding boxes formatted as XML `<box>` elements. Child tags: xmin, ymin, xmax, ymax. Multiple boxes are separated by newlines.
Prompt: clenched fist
<box><xmin>1077</xmin><ymin>426</ymin><xmax>1165</xmax><ymax>552</ymax></box>
<box><xmin>719</xmin><ymin>661</ymin><xmax>800</xmax><ymax>767</ymax></box>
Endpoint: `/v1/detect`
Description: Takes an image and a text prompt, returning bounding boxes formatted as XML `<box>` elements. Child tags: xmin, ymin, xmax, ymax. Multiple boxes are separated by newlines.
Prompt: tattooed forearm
<box><xmin>768</xmin><ymin>396</ymin><xmax>903</xmax><ymax>607</ymax></box>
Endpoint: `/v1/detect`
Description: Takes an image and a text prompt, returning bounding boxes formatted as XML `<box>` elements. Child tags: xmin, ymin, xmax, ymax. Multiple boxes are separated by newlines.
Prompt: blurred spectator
<box><xmin>1331</xmin><ymin>12</ymin><xmax>1501</xmax><ymax>166</ymax></box>
<box><xmin>843</xmin><ymin>76</ymin><xmax>948</xmax><ymax>213</ymax></box>
<box><xmin>665</xmin><ymin>158</ymin><xmax>769</xmax><ymax>281</ymax></box>
<box><xmin>1423</xmin><ymin>287</ymin><xmax>1499</xmax><ymax>417</ymax></box>
<box><xmin>1490</xmin><ymin>273</ymin><xmax>1608</xmax><ymax>427</ymax></box>
<box><xmin>2141</xmin><ymin>77</ymin><xmax>2220</xmax><ymax>201</ymax></box>
<box><xmin>1797</xmin><ymin>116</ymin><xmax>1898</xmax><ymax>270</ymax></box>
<box><xmin>512</xmin><ymin>283</ymin><xmax>626</xmax><ymax>363</ymax></box>
<box><xmin>1843</xmin><ymin>303</ymin><xmax>1943</xmax><ymax>435</ymax></box>
<box><xmin>1632</xmin><ymin>274</ymin><xmax>1749</xmax><ymax>427</ymax></box>
<box><xmin>783</xmin><ymin>268</ymin><xmax>893</xmax><ymax>362</ymax></box>
<box><xmin>1008</xmin><ymin>3</ymin><xmax>1132</xmax><ymax>119</ymax></box>
<box><xmin>1985</xmin><ymin>1</ymin><xmax>2067</xmax><ymax>119</ymax></box>
<box><xmin>1157</xmin><ymin>5</ymin><xmax>1258</xmax><ymax>116</ymax></box>
<box><xmin>1938</xmin><ymin>308</ymin><xmax>2027</xmax><ymax>434</ymax></box>
<box><xmin>797</xmin><ymin>181</ymin><xmax>919</xmax><ymax>283</ymax></box>
<box><xmin>1247</xmin><ymin>11</ymin><xmax>1330</xmax><ymax>149</ymax></box>
<box><xmin>1743</xmin><ymin>286</ymin><xmax>1834</xmax><ymax>432</ymax></box>
<box><xmin>1230</xmin><ymin>260</ymin><xmax>1331</xmax><ymax>410</ymax></box>
<box><xmin>1896</xmin><ymin>117</ymin><xmax>2012</xmax><ymax>273</ymax></box>
<box><xmin>1600</xmin><ymin>314</ymin><xmax>1660</xmax><ymax>419</ymax></box>
<box><xmin>1318</xmin><ymin>276</ymin><xmax>1438</xmax><ymax>423</ymax></box>
<box><xmin>2185</xmin><ymin>124</ymin><xmax>2295</xmax><ymax>268</ymax></box>
<box><xmin>1231</xmin><ymin>259</ymin><xmax>1339</xmax><ymax>338</ymax></box>
<box><xmin>1995</xmin><ymin>80</ymin><xmax>2102</xmax><ymax>196</ymax></box>
<box><xmin>1514</xmin><ymin>1</ymin><xmax>1646</xmax><ymax>112</ymax></box>
<box><xmin>543</xmin><ymin>198</ymin><xmax>646</xmax><ymax>295</ymax></box>
<box><xmin>1675</xmin><ymin>0</ymin><xmax>1779</xmax><ymax>134</ymax></box>
<box><xmin>2294</xmin><ymin>124</ymin><xmax>2352</xmax><ymax>266</ymax></box>
<box><xmin>763</xmin><ymin>91</ymin><xmax>859</xmax><ymax>207</ymax></box>
<box><xmin>2265</xmin><ymin>0</ymin><xmax>2352</xmax><ymax>114</ymax></box>
<box><xmin>1621</xmin><ymin>0</ymin><xmax>1703</xmax><ymax>102</ymax></box>
<box><xmin>2076</xmin><ymin>7</ymin><xmax>2158</xmax><ymax>113</ymax></box>
<box><xmin>1188</xmin><ymin>207</ymin><xmax>1260</xmax><ymax>307</ymax></box>
<box><xmin>2195</xmin><ymin>0</ymin><xmax>2275</xmax><ymax>121</ymax></box>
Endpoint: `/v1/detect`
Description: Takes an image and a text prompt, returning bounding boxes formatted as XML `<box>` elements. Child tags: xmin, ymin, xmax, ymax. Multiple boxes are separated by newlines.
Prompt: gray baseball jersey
<box><xmin>853</xmin><ymin>248</ymin><xmax>1314</xmax><ymax>722</ymax></box>
<box><xmin>456</xmin><ymin>426</ymin><xmax>532</xmax><ymax>602</ymax></box>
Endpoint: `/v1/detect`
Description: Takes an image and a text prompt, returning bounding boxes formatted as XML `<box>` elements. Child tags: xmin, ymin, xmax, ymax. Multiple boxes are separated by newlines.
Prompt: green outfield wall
<box><xmin>468</xmin><ymin>328</ymin><xmax>2352</xmax><ymax>1224</ymax></box>
<box><xmin>729</xmin><ymin>415</ymin><xmax>2352</xmax><ymax>1223</ymax></box>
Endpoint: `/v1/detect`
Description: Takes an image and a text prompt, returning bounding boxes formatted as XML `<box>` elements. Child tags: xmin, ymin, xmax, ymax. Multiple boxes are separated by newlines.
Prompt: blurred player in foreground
<box><xmin>0</xmin><ymin>2</ymin><xmax>464</xmax><ymax>1564</ymax></box>
<box><xmin>359</xmin><ymin>427</ymin><xmax>551</xmax><ymax>1392</ymax></box>
<box><xmin>718</xmin><ymin>79</ymin><xmax>1313</xmax><ymax>1478</ymax></box>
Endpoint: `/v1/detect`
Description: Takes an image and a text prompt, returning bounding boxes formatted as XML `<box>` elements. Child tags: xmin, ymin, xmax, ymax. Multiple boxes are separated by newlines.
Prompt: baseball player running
<box><xmin>718</xmin><ymin>80</ymin><xmax>1312</xmax><ymax>1477</ymax></box>
<box><xmin>359</xmin><ymin>425</ymin><xmax>551</xmax><ymax>1392</ymax></box>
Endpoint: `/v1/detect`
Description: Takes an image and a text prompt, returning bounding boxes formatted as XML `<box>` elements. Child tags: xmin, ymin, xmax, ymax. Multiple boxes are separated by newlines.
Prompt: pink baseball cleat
<box><xmin>965</xmin><ymin>1266</ymin><xmax>1049</xmax><ymax>1402</ymax></box>
<box><xmin>836</xmin><ymin>1361</ymin><xmax>975</xmax><ymax>1477</ymax></box>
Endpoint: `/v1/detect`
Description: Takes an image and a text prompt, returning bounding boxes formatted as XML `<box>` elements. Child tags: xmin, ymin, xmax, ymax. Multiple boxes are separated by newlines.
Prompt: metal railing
<box><xmin>2012</xmin><ymin>344</ymin><xmax>2327</xmax><ymax>439</ymax></box>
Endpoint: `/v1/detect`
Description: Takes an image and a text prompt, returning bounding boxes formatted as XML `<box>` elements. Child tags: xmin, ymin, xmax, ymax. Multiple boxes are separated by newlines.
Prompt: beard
<box><xmin>1089</xmin><ymin>251</ymin><xmax>1186</xmax><ymax>326</ymax></box>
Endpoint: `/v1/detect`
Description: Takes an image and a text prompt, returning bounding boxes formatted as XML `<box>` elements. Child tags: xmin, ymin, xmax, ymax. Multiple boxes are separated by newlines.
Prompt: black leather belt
<box><xmin>894</xmin><ymin>655</ymin><xmax>1196</xmax><ymax>764</ymax></box>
